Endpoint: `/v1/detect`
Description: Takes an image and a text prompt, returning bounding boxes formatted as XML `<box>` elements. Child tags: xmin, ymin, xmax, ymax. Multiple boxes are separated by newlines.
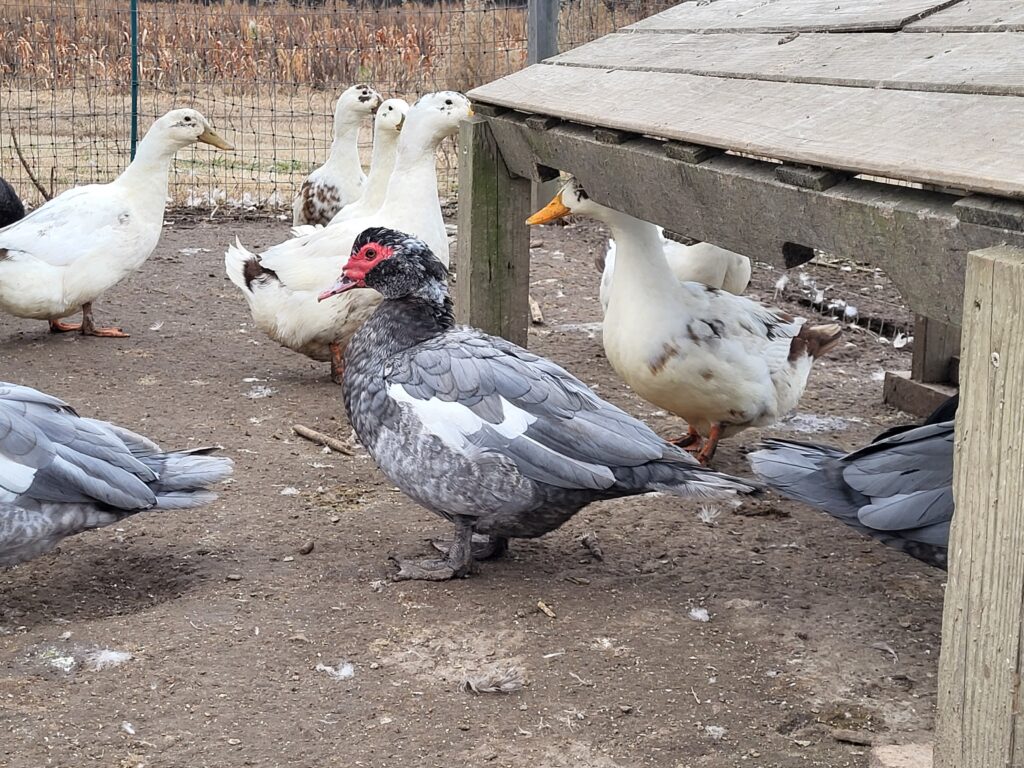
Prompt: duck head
<box><xmin>318</xmin><ymin>227</ymin><xmax>448</xmax><ymax>302</ymax></box>
<box><xmin>336</xmin><ymin>83</ymin><xmax>383</xmax><ymax>124</ymax></box>
<box><xmin>402</xmin><ymin>91</ymin><xmax>473</xmax><ymax>145</ymax></box>
<box><xmin>525</xmin><ymin>175</ymin><xmax>600</xmax><ymax>225</ymax></box>
<box><xmin>375</xmin><ymin>98</ymin><xmax>409</xmax><ymax>135</ymax></box>
<box><xmin>149</xmin><ymin>108</ymin><xmax>232</xmax><ymax>151</ymax></box>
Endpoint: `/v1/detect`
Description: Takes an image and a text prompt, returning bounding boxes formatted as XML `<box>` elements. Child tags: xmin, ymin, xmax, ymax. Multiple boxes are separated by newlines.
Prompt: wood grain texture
<box><xmin>912</xmin><ymin>315</ymin><xmax>961</xmax><ymax>383</ymax></box>
<box><xmin>483</xmin><ymin>113</ymin><xmax>1024</xmax><ymax>324</ymax></box>
<box><xmin>455</xmin><ymin>116</ymin><xmax>531</xmax><ymax>346</ymax></box>
<box><xmin>935</xmin><ymin>245</ymin><xmax>1024</xmax><ymax>768</ymax></box>
<box><xmin>469</xmin><ymin>65</ymin><xmax>1024</xmax><ymax>198</ymax></box>
<box><xmin>907</xmin><ymin>0</ymin><xmax>1024</xmax><ymax>31</ymax></box>
<box><xmin>548</xmin><ymin>31</ymin><xmax>1024</xmax><ymax>96</ymax></box>
<box><xmin>626</xmin><ymin>0</ymin><xmax>960</xmax><ymax>33</ymax></box>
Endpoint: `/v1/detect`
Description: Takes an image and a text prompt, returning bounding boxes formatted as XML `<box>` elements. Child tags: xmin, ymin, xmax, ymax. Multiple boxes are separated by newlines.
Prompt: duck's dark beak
<box><xmin>318</xmin><ymin>274</ymin><xmax>360</xmax><ymax>302</ymax></box>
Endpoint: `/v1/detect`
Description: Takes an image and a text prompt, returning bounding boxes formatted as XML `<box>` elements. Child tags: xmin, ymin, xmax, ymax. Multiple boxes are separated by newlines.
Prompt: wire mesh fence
<box><xmin>1</xmin><ymin>0</ymin><xmax>675</xmax><ymax>215</ymax></box>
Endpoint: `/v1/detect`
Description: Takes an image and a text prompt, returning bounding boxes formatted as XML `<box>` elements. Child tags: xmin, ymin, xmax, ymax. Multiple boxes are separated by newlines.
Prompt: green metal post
<box><xmin>130</xmin><ymin>0</ymin><xmax>139</xmax><ymax>159</ymax></box>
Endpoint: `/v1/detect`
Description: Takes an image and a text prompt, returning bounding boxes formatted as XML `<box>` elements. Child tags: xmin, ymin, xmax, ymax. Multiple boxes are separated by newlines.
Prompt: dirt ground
<box><xmin>0</xmin><ymin>213</ymin><xmax>942</xmax><ymax>768</ymax></box>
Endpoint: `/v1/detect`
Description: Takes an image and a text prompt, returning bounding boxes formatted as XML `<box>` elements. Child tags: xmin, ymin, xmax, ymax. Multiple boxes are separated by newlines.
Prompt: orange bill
<box><xmin>526</xmin><ymin>192</ymin><xmax>571</xmax><ymax>225</ymax></box>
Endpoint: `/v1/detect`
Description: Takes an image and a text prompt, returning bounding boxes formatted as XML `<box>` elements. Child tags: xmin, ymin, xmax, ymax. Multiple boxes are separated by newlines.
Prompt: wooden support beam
<box><xmin>882</xmin><ymin>371</ymin><xmax>957</xmax><ymax>418</ymax></box>
<box><xmin>935</xmin><ymin>245</ymin><xmax>1024</xmax><ymax>768</ymax></box>
<box><xmin>594</xmin><ymin>127</ymin><xmax>634</xmax><ymax>145</ymax></box>
<box><xmin>911</xmin><ymin>315</ymin><xmax>961</xmax><ymax>383</ymax></box>
<box><xmin>481</xmin><ymin>112</ymin><xmax>1024</xmax><ymax>324</ymax></box>
<box><xmin>455</xmin><ymin>116</ymin><xmax>531</xmax><ymax>346</ymax></box>
<box><xmin>954</xmin><ymin>194</ymin><xmax>1024</xmax><ymax>231</ymax></box>
<box><xmin>664</xmin><ymin>141</ymin><xmax>721</xmax><ymax>164</ymax></box>
<box><xmin>774</xmin><ymin>164</ymin><xmax>846</xmax><ymax>191</ymax></box>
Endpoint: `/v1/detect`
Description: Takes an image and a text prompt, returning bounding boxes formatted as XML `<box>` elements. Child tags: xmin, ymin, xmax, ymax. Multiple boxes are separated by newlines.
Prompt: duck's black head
<box><xmin>318</xmin><ymin>227</ymin><xmax>449</xmax><ymax>304</ymax></box>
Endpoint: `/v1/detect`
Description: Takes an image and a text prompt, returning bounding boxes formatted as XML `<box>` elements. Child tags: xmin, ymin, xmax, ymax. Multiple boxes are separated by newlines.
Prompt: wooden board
<box><xmin>907</xmin><ymin>0</ymin><xmax>1024</xmax><ymax>31</ymax></box>
<box><xmin>454</xmin><ymin>116</ymin><xmax>531</xmax><ymax>345</ymax></box>
<box><xmin>935</xmin><ymin>245</ymin><xmax>1024</xmax><ymax>768</ymax></box>
<box><xmin>469</xmin><ymin>65</ymin><xmax>1024</xmax><ymax>198</ymax></box>
<box><xmin>627</xmin><ymin>0</ymin><xmax>960</xmax><ymax>33</ymax></box>
<box><xmin>483</xmin><ymin>114</ymin><xmax>1024</xmax><ymax>324</ymax></box>
<box><xmin>548</xmin><ymin>31</ymin><xmax>1024</xmax><ymax>96</ymax></box>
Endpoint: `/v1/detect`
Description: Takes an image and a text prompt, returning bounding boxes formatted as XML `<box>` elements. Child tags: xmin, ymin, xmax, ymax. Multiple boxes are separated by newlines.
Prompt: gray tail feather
<box><xmin>748</xmin><ymin>439</ymin><xmax>860</xmax><ymax>520</ymax></box>
<box><xmin>647</xmin><ymin>456</ymin><xmax>763</xmax><ymax>498</ymax></box>
<box><xmin>141</xmin><ymin>450</ymin><xmax>234</xmax><ymax>509</ymax></box>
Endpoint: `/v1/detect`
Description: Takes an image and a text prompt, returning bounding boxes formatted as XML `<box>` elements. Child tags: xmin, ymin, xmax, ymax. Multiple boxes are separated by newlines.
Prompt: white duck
<box><xmin>599</xmin><ymin>229</ymin><xmax>751</xmax><ymax>311</ymax></box>
<box><xmin>0</xmin><ymin>109</ymin><xmax>231</xmax><ymax>337</ymax></box>
<box><xmin>527</xmin><ymin>178</ymin><xmax>842</xmax><ymax>464</ymax></box>
<box><xmin>226</xmin><ymin>91</ymin><xmax>471</xmax><ymax>382</ymax></box>
<box><xmin>292</xmin><ymin>83</ymin><xmax>382</xmax><ymax>226</ymax></box>
<box><xmin>290</xmin><ymin>97</ymin><xmax>408</xmax><ymax>237</ymax></box>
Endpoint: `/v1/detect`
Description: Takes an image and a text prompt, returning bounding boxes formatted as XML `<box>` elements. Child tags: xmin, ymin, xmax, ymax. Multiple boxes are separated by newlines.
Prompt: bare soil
<box><xmin>0</xmin><ymin>214</ymin><xmax>941</xmax><ymax>768</ymax></box>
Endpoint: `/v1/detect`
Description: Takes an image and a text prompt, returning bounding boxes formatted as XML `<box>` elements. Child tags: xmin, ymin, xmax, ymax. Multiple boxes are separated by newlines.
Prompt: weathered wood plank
<box><xmin>455</xmin><ymin>116</ymin><xmax>531</xmax><ymax>346</ymax></box>
<box><xmin>482</xmin><ymin>113</ymin><xmax>1024</xmax><ymax>324</ymax></box>
<box><xmin>882</xmin><ymin>371</ymin><xmax>957</xmax><ymax>418</ymax></box>
<box><xmin>911</xmin><ymin>315</ymin><xmax>961</xmax><ymax>383</ymax></box>
<box><xmin>907</xmin><ymin>0</ymin><xmax>1024</xmax><ymax>31</ymax></box>
<box><xmin>469</xmin><ymin>65</ymin><xmax>1024</xmax><ymax>198</ymax></box>
<box><xmin>935</xmin><ymin>245</ymin><xmax>1024</xmax><ymax>768</ymax></box>
<box><xmin>547</xmin><ymin>31</ymin><xmax>1024</xmax><ymax>97</ymax></box>
<box><xmin>626</xmin><ymin>0</ymin><xmax>959</xmax><ymax>33</ymax></box>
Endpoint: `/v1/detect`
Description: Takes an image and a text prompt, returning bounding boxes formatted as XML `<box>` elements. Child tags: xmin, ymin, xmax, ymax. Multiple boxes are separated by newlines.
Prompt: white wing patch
<box><xmin>388</xmin><ymin>384</ymin><xmax>536</xmax><ymax>451</ymax></box>
<box><xmin>0</xmin><ymin>454</ymin><xmax>38</xmax><ymax>494</ymax></box>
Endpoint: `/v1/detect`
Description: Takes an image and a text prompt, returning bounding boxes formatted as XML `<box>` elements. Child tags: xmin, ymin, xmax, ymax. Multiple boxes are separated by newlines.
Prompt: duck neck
<box><xmin>114</xmin><ymin>133</ymin><xmax>178</xmax><ymax>214</ymax></box>
<box><xmin>600</xmin><ymin>208</ymin><xmax>682</xmax><ymax>310</ymax></box>
<box><xmin>325</xmin><ymin>119</ymin><xmax>363</xmax><ymax>176</ymax></box>
<box><xmin>381</xmin><ymin>126</ymin><xmax>442</xmax><ymax>221</ymax></box>
<box><xmin>353</xmin><ymin>283</ymin><xmax>454</xmax><ymax>365</ymax></box>
<box><xmin>358</xmin><ymin>129</ymin><xmax>400</xmax><ymax>209</ymax></box>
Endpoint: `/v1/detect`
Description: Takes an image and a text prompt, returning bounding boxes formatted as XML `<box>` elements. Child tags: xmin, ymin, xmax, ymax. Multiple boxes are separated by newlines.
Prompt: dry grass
<box><xmin>1</xmin><ymin>0</ymin><xmax>673</xmax><ymax>209</ymax></box>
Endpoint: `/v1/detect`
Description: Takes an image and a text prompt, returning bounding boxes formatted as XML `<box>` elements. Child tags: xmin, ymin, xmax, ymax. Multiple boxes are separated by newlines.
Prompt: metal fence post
<box><xmin>527</xmin><ymin>0</ymin><xmax>559</xmax><ymax>209</ymax></box>
<box><xmin>129</xmin><ymin>0</ymin><xmax>139</xmax><ymax>160</ymax></box>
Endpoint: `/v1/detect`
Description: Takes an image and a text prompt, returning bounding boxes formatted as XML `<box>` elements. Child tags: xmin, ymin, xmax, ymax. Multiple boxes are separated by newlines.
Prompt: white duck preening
<box><xmin>292</xmin><ymin>83</ymin><xmax>383</xmax><ymax>226</ymax></box>
<box><xmin>0</xmin><ymin>108</ymin><xmax>231</xmax><ymax>337</ymax></box>
<box><xmin>527</xmin><ymin>177</ymin><xmax>842</xmax><ymax>465</ymax></box>
<box><xmin>598</xmin><ymin>229</ymin><xmax>751</xmax><ymax>311</ymax></box>
<box><xmin>226</xmin><ymin>91</ymin><xmax>471</xmax><ymax>382</ymax></box>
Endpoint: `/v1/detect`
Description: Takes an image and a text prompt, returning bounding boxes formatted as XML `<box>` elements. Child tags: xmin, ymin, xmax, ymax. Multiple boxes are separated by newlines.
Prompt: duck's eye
<box><xmin>183</xmin><ymin>116</ymin><xmax>192</xmax><ymax>123</ymax></box>
<box><xmin>364</xmin><ymin>247</ymin><xmax>377</xmax><ymax>260</ymax></box>
<box><xmin>445</xmin><ymin>99</ymin><xmax>453</xmax><ymax>106</ymax></box>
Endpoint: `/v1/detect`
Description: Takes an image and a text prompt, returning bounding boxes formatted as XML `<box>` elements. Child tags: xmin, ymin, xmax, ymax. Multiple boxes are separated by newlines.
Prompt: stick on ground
<box><xmin>292</xmin><ymin>424</ymin><xmax>354</xmax><ymax>455</ymax></box>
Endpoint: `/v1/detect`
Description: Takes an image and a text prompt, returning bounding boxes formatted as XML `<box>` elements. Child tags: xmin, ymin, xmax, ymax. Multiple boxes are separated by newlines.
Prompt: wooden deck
<box><xmin>460</xmin><ymin>3</ymin><xmax>1024</xmax><ymax>765</ymax></box>
<box><xmin>466</xmin><ymin>0</ymin><xmax>1024</xmax><ymax>415</ymax></box>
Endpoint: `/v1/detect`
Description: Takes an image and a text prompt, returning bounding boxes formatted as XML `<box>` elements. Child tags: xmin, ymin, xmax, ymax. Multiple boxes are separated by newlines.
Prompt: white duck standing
<box><xmin>225</xmin><ymin>92</ymin><xmax>471</xmax><ymax>383</ymax></box>
<box><xmin>327</xmin><ymin>97</ymin><xmax>408</xmax><ymax>226</ymax></box>
<box><xmin>528</xmin><ymin>178</ymin><xmax>841</xmax><ymax>464</ymax></box>
<box><xmin>290</xmin><ymin>97</ymin><xmax>409</xmax><ymax>237</ymax></box>
<box><xmin>599</xmin><ymin>229</ymin><xmax>751</xmax><ymax>311</ymax></box>
<box><xmin>292</xmin><ymin>83</ymin><xmax>382</xmax><ymax>226</ymax></box>
<box><xmin>0</xmin><ymin>109</ymin><xmax>231</xmax><ymax>337</ymax></box>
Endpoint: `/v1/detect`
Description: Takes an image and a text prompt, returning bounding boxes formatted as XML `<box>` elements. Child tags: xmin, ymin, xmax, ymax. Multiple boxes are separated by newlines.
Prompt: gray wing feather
<box><xmin>392</xmin><ymin>330</ymin><xmax>678</xmax><ymax>490</ymax></box>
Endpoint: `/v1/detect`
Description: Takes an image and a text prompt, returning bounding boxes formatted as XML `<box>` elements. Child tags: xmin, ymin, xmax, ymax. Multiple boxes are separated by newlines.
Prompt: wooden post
<box><xmin>935</xmin><ymin>245</ymin><xmax>1024</xmax><ymax>768</ymax></box>
<box><xmin>527</xmin><ymin>0</ymin><xmax>559</xmax><ymax>210</ymax></box>
<box><xmin>912</xmin><ymin>315</ymin><xmax>961</xmax><ymax>384</ymax></box>
<box><xmin>455</xmin><ymin>116</ymin><xmax>531</xmax><ymax>346</ymax></box>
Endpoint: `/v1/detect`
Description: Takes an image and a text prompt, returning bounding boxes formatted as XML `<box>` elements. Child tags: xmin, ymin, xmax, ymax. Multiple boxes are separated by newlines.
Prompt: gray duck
<box><xmin>749</xmin><ymin>395</ymin><xmax>958</xmax><ymax>569</ymax></box>
<box><xmin>0</xmin><ymin>383</ymin><xmax>233</xmax><ymax>566</ymax></box>
<box><xmin>319</xmin><ymin>227</ymin><xmax>762</xmax><ymax>581</ymax></box>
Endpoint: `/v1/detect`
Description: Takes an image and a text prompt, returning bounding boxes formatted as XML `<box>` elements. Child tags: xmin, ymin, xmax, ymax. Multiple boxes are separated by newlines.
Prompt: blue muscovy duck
<box><xmin>318</xmin><ymin>227</ymin><xmax>762</xmax><ymax>581</ymax></box>
<box><xmin>1</xmin><ymin>383</ymin><xmax>233</xmax><ymax>566</ymax></box>
<box><xmin>748</xmin><ymin>395</ymin><xmax>958</xmax><ymax>568</ymax></box>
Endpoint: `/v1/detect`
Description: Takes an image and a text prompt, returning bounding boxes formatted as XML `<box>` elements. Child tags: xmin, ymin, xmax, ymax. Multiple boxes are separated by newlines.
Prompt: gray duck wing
<box><xmin>0</xmin><ymin>383</ymin><xmax>159</xmax><ymax>509</ymax></box>
<box><xmin>388</xmin><ymin>330</ymin><xmax>684</xmax><ymax>491</ymax></box>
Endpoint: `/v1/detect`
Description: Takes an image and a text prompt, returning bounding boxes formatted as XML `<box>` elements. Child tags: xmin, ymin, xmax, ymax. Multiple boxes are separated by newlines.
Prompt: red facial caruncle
<box><xmin>318</xmin><ymin>241</ymin><xmax>394</xmax><ymax>302</ymax></box>
<box><xmin>344</xmin><ymin>242</ymin><xmax>394</xmax><ymax>283</ymax></box>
